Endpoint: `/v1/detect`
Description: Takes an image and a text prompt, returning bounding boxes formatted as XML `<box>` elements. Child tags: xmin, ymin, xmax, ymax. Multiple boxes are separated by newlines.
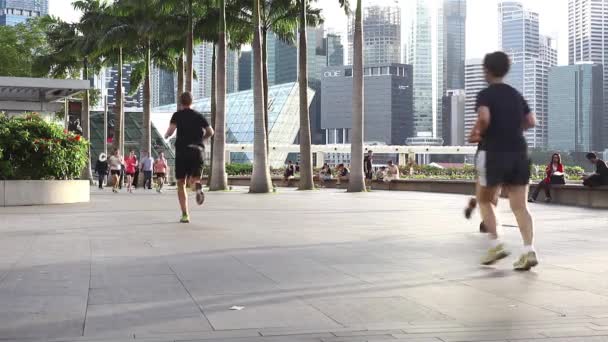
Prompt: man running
<box><xmin>469</xmin><ymin>51</ymin><xmax>537</xmax><ymax>271</ymax></box>
<box><xmin>164</xmin><ymin>92</ymin><xmax>214</xmax><ymax>223</ymax></box>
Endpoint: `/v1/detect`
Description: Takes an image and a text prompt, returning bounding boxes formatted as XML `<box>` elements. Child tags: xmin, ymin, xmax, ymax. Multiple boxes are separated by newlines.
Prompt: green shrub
<box><xmin>0</xmin><ymin>113</ymin><xmax>88</xmax><ymax>180</ymax></box>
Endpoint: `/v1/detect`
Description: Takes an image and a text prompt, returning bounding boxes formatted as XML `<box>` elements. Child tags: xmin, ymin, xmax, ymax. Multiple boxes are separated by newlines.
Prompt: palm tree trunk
<box><xmin>210</xmin><ymin>1</ymin><xmax>228</xmax><ymax>191</ymax></box>
<box><xmin>262</xmin><ymin>29</ymin><xmax>270</xmax><ymax>156</ymax></box>
<box><xmin>208</xmin><ymin>45</ymin><xmax>216</xmax><ymax>187</ymax></box>
<box><xmin>177</xmin><ymin>52</ymin><xmax>184</xmax><ymax>111</ymax></box>
<box><xmin>114</xmin><ymin>46</ymin><xmax>124</xmax><ymax>156</ymax></box>
<box><xmin>185</xmin><ymin>0</ymin><xmax>194</xmax><ymax>94</ymax></box>
<box><xmin>142</xmin><ymin>44</ymin><xmax>152</xmax><ymax>155</ymax></box>
<box><xmin>81</xmin><ymin>57</ymin><xmax>93</xmax><ymax>182</ymax></box>
<box><xmin>348</xmin><ymin>0</ymin><xmax>366</xmax><ymax>193</ymax></box>
<box><xmin>297</xmin><ymin>0</ymin><xmax>313</xmax><ymax>190</ymax></box>
<box><xmin>250</xmin><ymin>0</ymin><xmax>272</xmax><ymax>193</ymax></box>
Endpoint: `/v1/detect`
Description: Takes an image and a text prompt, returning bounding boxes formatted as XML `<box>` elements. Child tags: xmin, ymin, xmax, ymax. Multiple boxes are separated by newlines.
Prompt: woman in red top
<box><xmin>529</xmin><ymin>153</ymin><xmax>565</xmax><ymax>203</ymax></box>
<box><xmin>124</xmin><ymin>150</ymin><xmax>138</xmax><ymax>193</ymax></box>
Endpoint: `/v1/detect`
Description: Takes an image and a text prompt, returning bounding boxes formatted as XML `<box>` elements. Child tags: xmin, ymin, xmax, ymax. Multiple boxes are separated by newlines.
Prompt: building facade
<box><xmin>0</xmin><ymin>0</ymin><xmax>48</xmax><ymax>26</ymax></box>
<box><xmin>151</xmin><ymin>66</ymin><xmax>175</xmax><ymax>108</ymax></box>
<box><xmin>238</xmin><ymin>50</ymin><xmax>252</xmax><ymax>91</ymax></box>
<box><xmin>326</xmin><ymin>33</ymin><xmax>344</xmax><ymax>67</ymax></box>
<box><xmin>101</xmin><ymin>65</ymin><xmax>144</xmax><ymax>109</ymax></box>
<box><xmin>498</xmin><ymin>1</ymin><xmax>557</xmax><ymax>148</ymax></box>
<box><xmin>444</xmin><ymin>0</ymin><xmax>466</xmax><ymax>90</ymax></box>
<box><xmin>321</xmin><ymin>64</ymin><xmax>414</xmax><ymax>146</ymax></box>
<box><xmin>464</xmin><ymin>59</ymin><xmax>485</xmax><ymax>145</ymax></box>
<box><xmin>568</xmin><ymin>0</ymin><xmax>608</xmax><ymax>149</ymax></box>
<box><xmin>442</xmin><ymin>89</ymin><xmax>465</xmax><ymax>146</ymax></box>
<box><xmin>548</xmin><ymin>63</ymin><xmax>604</xmax><ymax>152</ymax></box>
<box><xmin>348</xmin><ymin>1</ymin><xmax>401</xmax><ymax>66</ymax></box>
<box><xmin>193</xmin><ymin>43</ymin><xmax>239</xmax><ymax>100</ymax></box>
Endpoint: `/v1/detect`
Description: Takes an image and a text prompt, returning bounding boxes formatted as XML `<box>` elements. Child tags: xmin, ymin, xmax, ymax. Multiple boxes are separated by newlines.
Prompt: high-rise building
<box><xmin>0</xmin><ymin>0</ymin><xmax>48</xmax><ymax>26</ymax></box>
<box><xmin>568</xmin><ymin>0</ymin><xmax>608</xmax><ymax>149</ymax></box>
<box><xmin>444</xmin><ymin>0</ymin><xmax>466</xmax><ymax>90</ymax></box>
<box><xmin>151</xmin><ymin>66</ymin><xmax>175</xmax><ymax>108</ymax></box>
<box><xmin>193</xmin><ymin>43</ymin><xmax>239</xmax><ymax>99</ymax></box>
<box><xmin>326</xmin><ymin>33</ymin><xmax>344</xmax><ymax>67</ymax></box>
<box><xmin>548</xmin><ymin>63</ymin><xmax>604</xmax><ymax>152</ymax></box>
<box><xmin>464</xmin><ymin>59</ymin><xmax>485</xmax><ymax>145</ymax></box>
<box><xmin>442</xmin><ymin>89</ymin><xmax>465</xmax><ymax>146</ymax></box>
<box><xmin>266</xmin><ymin>28</ymin><xmax>321</xmax><ymax>86</ymax></box>
<box><xmin>238</xmin><ymin>50</ymin><xmax>252</xmax><ymax>91</ymax></box>
<box><xmin>498</xmin><ymin>1</ymin><xmax>556</xmax><ymax>148</ymax></box>
<box><xmin>406</xmin><ymin>0</ymin><xmax>445</xmax><ymax>139</ymax></box>
<box><xmin>102</xmin><ymin>65</ymin><xmax>144</xmax><ymax>109</ymax></box>
<box><xmin>348</xmin><ymin>1</ymin><xmax>401</xmax><ymax>66</ymax></box>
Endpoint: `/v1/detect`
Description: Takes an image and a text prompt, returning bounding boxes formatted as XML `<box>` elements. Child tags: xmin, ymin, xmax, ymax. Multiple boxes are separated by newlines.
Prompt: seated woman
<box><xmin>384</xmin><ymin>160</ymin><xmax>400</xmax><ymax>182</ymax></box>
<box><xmin>529</xmin><ymin>153</ymin><xmax>565</xmax><ymax>203</ymax></box>
<box><xmin>375</xmin><ymin>167</ymin><xmax>387</xmax><ymax>182</ymax></box>
<box><xmin>318</xmin><ymin>163</ymin><xmax>333</xmax><ymax>186</ymax></box>
<box><xmin>336</xmin><ymin>164</ymin><xmax>350</xmax><ymax>185</ymax></box>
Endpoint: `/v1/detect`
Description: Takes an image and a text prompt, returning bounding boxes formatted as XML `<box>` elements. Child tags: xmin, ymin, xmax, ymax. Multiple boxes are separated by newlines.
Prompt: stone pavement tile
<box><xmin>306</xmin><ymin>297</ymin><xmax>450</xmax><ymax>326</ymax></box>
<box><xmin>88</xmin><ymin>275</ymin><xmax>191</xmax><ymax>305</ymax></box>
<box><xmin>195</xmin><ymin>295</ymin><xmax>342</xmax><ymax>330</ymax></box>
<box><xmin>83</xmin><ymin>300</ymin><xmax>212</xmax><ymax>337</ymax></box>
<box><xmin>394</xmin><ymin>329</ymin><xmax>544</xmax><ymax>342</ymax></box>
<box><xmin>0</xmin><ymin>264</ymin><xmax>90</xmax><ymax>296</ymax></box>
<box><xmin>320</xmin><ymin>336</ymin><xmax>396</xmax><ymax>342</ymax></box>
<box><xmin>538</xmin><ymin>326</ymin><xmax>608</xmax><ymax>338</ymax></box>
<box><xmin>91</xmin><ymin>257</ymin><xmax>174</xmax><ymax>278</ymax></box>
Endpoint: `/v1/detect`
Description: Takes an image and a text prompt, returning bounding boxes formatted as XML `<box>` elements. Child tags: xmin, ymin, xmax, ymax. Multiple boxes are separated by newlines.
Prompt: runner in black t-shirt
<box><xmin>469</xmin><ymin>51</ymin><xmax>538</xmax><ymax>271</ymax></box>
<box><xmin>164</xmin><ymin>92</ymin><xmax>214</xmax><ymax>223</ymax></box>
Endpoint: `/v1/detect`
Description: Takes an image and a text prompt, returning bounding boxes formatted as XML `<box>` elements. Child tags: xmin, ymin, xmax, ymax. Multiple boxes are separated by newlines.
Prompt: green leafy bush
<box><xmin>0</xmin><ymin>113</ymin><xmax>88</xmax><ymax>180</ymax></box>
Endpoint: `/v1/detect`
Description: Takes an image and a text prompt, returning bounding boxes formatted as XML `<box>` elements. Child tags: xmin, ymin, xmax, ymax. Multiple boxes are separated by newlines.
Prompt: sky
<box><xmin>49</xmin><ymin>0</ymin><xmax>569</xmax><ymax>65</ymax></box>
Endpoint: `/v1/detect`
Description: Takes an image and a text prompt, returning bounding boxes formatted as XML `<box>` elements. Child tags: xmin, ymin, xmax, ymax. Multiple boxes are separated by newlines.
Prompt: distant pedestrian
<box><xmin>95</xmin><ymin>153</ymin><xmax>108</xmax><ymax>189</ymax></box>
<box><xmin>336</xmin><ymin>164</ymin><xmax>350</xmax><ymax>185</ymax></box>
<box><xmin>284</xmin><ymin>160</ymin><xmax>296</xmax><ymax>186</ymax></box>
<box><xmin>529</xmin><ymin>153</ymin><xmax>565</xmax><ymax>203</ymax></box>
<box><xmin>364</xmin><ymin>150</ymin><xmax>373</xmax><ymax>185</ymax></box>
<box><xmin>154</xmin><ymin>152</ymin><xmax>168</xmax><ymax>193</ymax></box>
<box><xmin>141</xmin><ymin>151</ymin><xmax>155</xmax><ymax>190</ymax></box>
<box><xmin>132</xmin><ymin>154</ymin><xmax>140</xmax><ymax>189</ymax></box>
<box><xmin>384</xmin><ymin>160</ymin><xmax>400</xmax><ymax>182</ymax></box>
<box><xmin>124</xmin><ymin>150</ymin><xmax>138</xmax><ymax>193</ymax></box>
<box><xmin>583</xmin><ymin>152</ymin><xmax>608</xmax><ymax>187</ymax></box>
<box><xmin>108</xmin><ymin>149</ymin><xmax>123</xmax><ymax>193</ymax></box>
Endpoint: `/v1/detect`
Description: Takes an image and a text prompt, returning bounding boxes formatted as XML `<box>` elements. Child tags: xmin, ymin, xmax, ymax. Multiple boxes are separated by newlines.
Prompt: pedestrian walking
<box><xmin>364</xmin><ymin>150</ymin><xmax>373</xmax><ymax>186</ymax></box>
<box><xmin>164</xmin><ymin>92</ymin><xmax>214</xmax><ymax>223</ymax></box>
<box><xmin>469</xmin><ymin>51</ymin><xmax>538</xmax><ymax>271</ymax></box>
<box><xmin>108</xmin><ymin>149</ymin><xmax>123</xmax><ymax>193</ymax></box>
<box><xmin>95</xmin><ymin>153</ymin><xmax>108</xmax><ymax>190</ymax></box>
<box><xmin>154</xmin><ymin>152</ymin><xmax>168</xmax><ymax>193</ymax></box>
<box><xmin>124</xmin><ymin>150</ymin><xmax>138</xmax><ymax>193</ymax></box>
<box><xmin>141</xmin><ymin>151</ymin><xmax>155</xmax><ymax>190</ymax></box>
<box><xmin>132</xmin><ymin>154</ymin><xmax>140</xmax><ymax>189</ymax></box>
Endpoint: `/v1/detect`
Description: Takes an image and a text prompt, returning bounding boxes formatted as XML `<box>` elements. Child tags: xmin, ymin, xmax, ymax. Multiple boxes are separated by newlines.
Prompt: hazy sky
<box><xmin>49</xmin><ymin>0</ymin><xmax>569</xmax><ymax>64</ymax></box>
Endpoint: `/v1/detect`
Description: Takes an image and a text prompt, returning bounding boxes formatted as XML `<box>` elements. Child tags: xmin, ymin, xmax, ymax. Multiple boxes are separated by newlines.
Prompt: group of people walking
<box><xmin>95</xmin><ymin>150</ymin><xmax>169</xmax><ymax>194</ymax></box>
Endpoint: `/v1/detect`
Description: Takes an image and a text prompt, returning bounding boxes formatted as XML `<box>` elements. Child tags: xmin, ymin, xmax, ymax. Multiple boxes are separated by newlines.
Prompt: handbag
<box><xmin>550</xmin><ymin>174</ymin><xmax>565</xmax><ymax>185</ymax></box>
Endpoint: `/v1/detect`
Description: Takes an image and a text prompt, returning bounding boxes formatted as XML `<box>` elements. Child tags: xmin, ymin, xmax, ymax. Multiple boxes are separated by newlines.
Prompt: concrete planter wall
<box><xmin>0</xmin><ymin>180</ymin><xmax>90</xmax><ymax>207</ymax></box>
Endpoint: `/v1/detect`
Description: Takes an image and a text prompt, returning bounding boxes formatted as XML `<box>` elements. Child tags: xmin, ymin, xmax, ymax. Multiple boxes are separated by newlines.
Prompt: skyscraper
<box><xmin>238</xmin><ymin>50</ymin><xmax>252</xmax><ymax>91</ymax></box>
<box><xmin>326</xmin><ymin>33</ymin><xmax>344</xmax><ymax>67</ymax></box>
<box><xmin>444</xmin><ymin>0</ymin><xmax>466</xmax><ymax>90</ymax></box>
<box><xmin>548</xmin><ymin>63</ymin><xmax>604</xmax><ymax>152</ymax></box>
<box><xmin>348</xmin><ymin>1</ymin><xmax>401</xmax><ymax>66</ymax></box>
<box><xmin>442</xmin><ymin>89</ymin><xmax>465</xmax><ymax>146</ymax></box>
<box><xmin>193</xmin><ymin>43</ymin><xmax>239</xmax><ymax>99</ymax></box>
<box><xmin>568</xmin><ymin>0</ymin><xmax>608</xmax><ymax>149</ymax></box>
<box><xmin>498</xmin><ymin>1</ymin><xmax>556</xmax><ymax>148</ymax></box>
<box><xmin>0</xmin><ymin>0</ymin><xmax>48</xmax><ymax>26</ymax></box>
<box><xmin>151</xmin><ymin>66</ymin><xmax>175</xmax><ymax>108</ymax></box>
<box><xmin>464</xmin><ymin>59</ymin><xmax>485</xmax><ymax>145</ymax></box>
<box><xmin>406</xmin><ymin>0</ymin><xmax>445</xmax><ymax>138</ymax></box>
<box><xmin>102</xmin><ymin>65</ymin><xmax>143</xmax><ymax>109</ymax></box>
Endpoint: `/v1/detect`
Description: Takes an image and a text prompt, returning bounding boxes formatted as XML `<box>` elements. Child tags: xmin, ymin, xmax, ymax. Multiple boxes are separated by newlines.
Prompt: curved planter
<box><xmin>0</xmin><ymin>180</ymin><xmax>90</xmax><ymax>207</ymax></box>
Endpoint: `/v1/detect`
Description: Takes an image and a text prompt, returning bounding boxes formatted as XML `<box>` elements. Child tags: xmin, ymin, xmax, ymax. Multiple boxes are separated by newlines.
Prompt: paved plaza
<box><xmin>1</xmin><ymin>187</ymin><xmax>608</xmax><ymax>342</ymax></box>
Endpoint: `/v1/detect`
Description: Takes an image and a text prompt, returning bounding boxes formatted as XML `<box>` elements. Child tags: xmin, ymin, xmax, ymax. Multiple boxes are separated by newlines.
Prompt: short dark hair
<box><xmin>180</xmin><ymin>92</ymin><xmax>193</xmax><ymax>106</ymax></box>
<box><xmin>483</xmin><ymin>51</ymin><xmax>511</xmax><ymax>78</ymax></box>
<box><xmin>586</xmin><ymin>152</ymin><xmax>597</xmax><ymax>160</ymax></box>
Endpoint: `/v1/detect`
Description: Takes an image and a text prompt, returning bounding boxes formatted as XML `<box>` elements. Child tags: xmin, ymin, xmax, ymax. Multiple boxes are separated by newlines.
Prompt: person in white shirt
<box><xmin>140</xmin><ymin>151</ymin><xmax>155</xmax><ymax>190</ymax></box>
<box><xmin>384</xmin><ymin>160</ymin><xmax>400</xmax><ymax>182</ymax></box>
<box><xmin>108</xmin><ymin>149</ymin><xmax>123</xmax><ymax>193</ymax></box>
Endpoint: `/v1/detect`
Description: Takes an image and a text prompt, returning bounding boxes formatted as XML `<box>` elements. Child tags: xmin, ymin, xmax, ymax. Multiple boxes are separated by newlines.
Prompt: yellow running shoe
<box><xmin>513</xmin><ymin>252</ymin><xmax>539</xmax><ymax>271</ymax></box>
<box><xmin>481</xmin><ymin>244</ymin><xmax>510</xmax><ymax>265</ymax></box>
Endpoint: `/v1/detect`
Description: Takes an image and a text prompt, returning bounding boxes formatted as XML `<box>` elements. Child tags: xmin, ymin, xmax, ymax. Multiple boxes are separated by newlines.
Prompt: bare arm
<box><xmin>164</xmin><ymin>123</ymin><xmax>177</xmax><ymax>140</ymax></box>
<box><xmin>468</xmin><ymin>106</ymin><xmax>490</xmax><ymax>143</ymax></box>
<box><xmin>203</xmin><ymin>126</ymin><xmax>214</xmax><ymax>140</ymax></box>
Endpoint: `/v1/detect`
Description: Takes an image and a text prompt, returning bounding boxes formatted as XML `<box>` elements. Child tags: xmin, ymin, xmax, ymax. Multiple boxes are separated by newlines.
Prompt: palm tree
<box><xmin>250</xmin><ymin>0</ymin><xmax>272</xmax><ymax>193</ymax></box>
<box><xmin>297</xmin><ymin>0</ymin><xmax>313</xmax><ymax>190</ymax></box>
<box><xmin>210</xmin><ymin>0</ymin><xmax>228</xmax><ymax>191</ymax></box>
<box><xmin>348</xmin><ymin>0</ymin><xmax>365</xmax><ymax>192</ymax></box>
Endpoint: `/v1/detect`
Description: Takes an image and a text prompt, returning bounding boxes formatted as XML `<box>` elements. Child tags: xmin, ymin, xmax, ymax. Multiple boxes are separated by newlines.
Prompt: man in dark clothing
<box><xmin>583</xmin><ymin>153</ymin><xmax>608</xmax><ymax>187</ymax></box>
<box><xmin>284</xmin><ymin>160</ymin><xmax>295</xmax><ymax>186</ymax></box>
<box><xmin>469</xmin><ymin>51</ymin><xmax>538</xmax><ymax>271</ymax></box>
<box><xmin>364</xmin><ymin>150</ymin><xmax>373</xmax><ymax>182</ymax></box>
<box><xmin>95</xmin><ymin>153</ymin><xmax>108</xmax><ymax>189</ymax></box>
<box><xmin>164</xmin><ymin>92</ymin><xmax>214</xmax><ymax>223</ymax></box>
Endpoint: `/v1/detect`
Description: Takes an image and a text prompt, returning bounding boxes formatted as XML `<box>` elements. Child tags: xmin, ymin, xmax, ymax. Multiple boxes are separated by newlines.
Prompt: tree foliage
<box><xmin>0</xmin><ymin>17</ymin><xmax>56</xmax><ymax>77</ymax></box>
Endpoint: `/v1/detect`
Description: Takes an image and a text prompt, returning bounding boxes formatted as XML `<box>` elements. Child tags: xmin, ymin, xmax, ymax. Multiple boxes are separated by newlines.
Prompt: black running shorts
<box><xmin>155</xmin><ymin>173</ymin><xmax>166</xmax><ymax>178</ymax></box>
<box><xmin>175</xmin><ymin>145</ymin><xmax>204</xmax><ymax>180</ymax></box>
<box><xmin>110</xmin><ymin>170</ymin><xmax>121</xmax><ymax>176</ymax></box>
<box><xmin>476</xmin><ymin>151</ymin><xmax>530</xmax><ymax>187</ymax></box>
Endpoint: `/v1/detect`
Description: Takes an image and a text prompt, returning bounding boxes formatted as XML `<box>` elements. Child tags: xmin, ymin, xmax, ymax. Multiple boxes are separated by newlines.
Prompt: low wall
<box><xmin>204</xmin><ymin>176</ymin><xmax>608</xmax><ymax>209</ymax></box>
<box><xmin>0</xmin><ymin>180</ymin><xmax>90</xmax><ymax>207</ymax></box>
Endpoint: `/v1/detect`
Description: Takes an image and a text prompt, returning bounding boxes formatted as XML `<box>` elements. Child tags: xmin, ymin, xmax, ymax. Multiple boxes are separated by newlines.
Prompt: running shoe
<box><xmin>464</xmin><ymin>197</ymin><xmax>477</xmax><ymax>219</ymax></box>
<box><xmin>196</xmin><ymin>189</ymin><xmax>205</xmax><ymax>205</ymax></box>
<box><xmin>513</xmin><ymin>252</ymin><xmax>539</xmax><ymax>271</ymax></box>
<box><xmin>180</xmin><ymin>214</ymin><xmax>190</xmax><ymax>223</ymax></box>
<box><xmin>481</xmin><ymin>244</ymin><xmax>510</xmax><ymax>265</ymax></box>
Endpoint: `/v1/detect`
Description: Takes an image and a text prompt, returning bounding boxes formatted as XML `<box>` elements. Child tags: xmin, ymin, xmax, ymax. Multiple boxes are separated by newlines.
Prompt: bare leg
<box><xmin>177</xmin><ymin>178</ymin><xmax>188</xmax><ymax>216</ymax></box>
<box><xmin>127</xmin><ymin>175</ymin><xmax>132</xmax><ymax>192</ymax></box>
<box><xmin>112</xmin><ymin>174</ymin><xmax>119</xmax><ymax>191</ymax></box>
<box><xmin>508</xmin><ymin>185</ymin><xmax>534</xmax><ymax>246</ymax></box>
<box><xmin>477</xmin><ymin>185</ymin><xmax>500</xmax><ymax>240</ymax></box>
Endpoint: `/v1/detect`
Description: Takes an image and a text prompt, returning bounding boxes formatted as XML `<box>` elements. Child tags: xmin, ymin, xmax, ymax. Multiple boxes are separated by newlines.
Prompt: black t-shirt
<box><xmin>170</xmin><ymin>108</ymin><xmax>210</xmax><ymax>151</ymax></box>
<box><xmin>475</xmin><ymin>83</ymin><xmax>531</xmax><ymax>153</ymax></box>
<box><xmin>596</xmin><ymin>159</ymin><xmax>608</xmax><ymax>178</ymax></box>
<box><xmin>364</xmin><ymin>156</ymin><xmax>372</xmax><ymax>173</ymax></box>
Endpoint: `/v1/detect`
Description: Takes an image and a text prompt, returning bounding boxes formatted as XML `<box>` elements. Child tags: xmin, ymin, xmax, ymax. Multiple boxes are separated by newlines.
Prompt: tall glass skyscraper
<box><xmin>498</xmin><ymin>1</ymin><xmax>556</xmax><ymax>149</ymax></box>
<box><xmin>464</xmin><ymin>59</ymin><xmax>485</xmax><ymax>145</ymax></box>
<box><xmin>0</xmin><ymin>0</ymin><xmax>48</xmax><ymax>26</ymax></box>
<box><xmin>347</xmin><ymin>0</ymin><xmax>401</xmax><ymax>66</ymax></box>
<box><xmin>193</xmin><ymin>43</ymin><xmax>239</xmax><ymax>100</ymax></box>
<box><xmin>326</xmin><ymin>33</ymin><xmax>344</xmax><ymax>67</ymax></box>
<box><xmin>444</xmin><ymin>0</ymin><xmax>466</xmax><ymax>90</ymax></box>
<box><xmin>568</xmin><ymin>0</ymin><xmax>608</xmax><ymax>149</ymax></box>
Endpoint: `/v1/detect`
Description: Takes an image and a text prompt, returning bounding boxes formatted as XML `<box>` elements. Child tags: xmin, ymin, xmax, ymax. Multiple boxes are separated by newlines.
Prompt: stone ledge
<box><xmin>0</xmin><ymin>180</ymin><xmax>90</xmax><ymax>207</ymax></box>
